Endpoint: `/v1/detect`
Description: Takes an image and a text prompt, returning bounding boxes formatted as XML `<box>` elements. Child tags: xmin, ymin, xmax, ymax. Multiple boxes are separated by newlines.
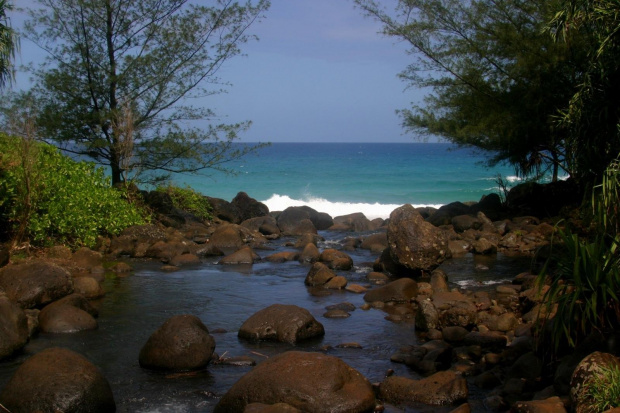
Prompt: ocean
<box><xmin>173</xmin><ymin>142</ymin><xmax>523</xmax><ymax>220</ymax></box>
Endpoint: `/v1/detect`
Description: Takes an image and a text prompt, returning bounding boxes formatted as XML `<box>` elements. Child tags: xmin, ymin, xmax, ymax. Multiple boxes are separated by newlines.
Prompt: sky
<box><xmin>9</xmin><ymin>0</ymin><xmax>424</xmax><ymax>143</ymax></box>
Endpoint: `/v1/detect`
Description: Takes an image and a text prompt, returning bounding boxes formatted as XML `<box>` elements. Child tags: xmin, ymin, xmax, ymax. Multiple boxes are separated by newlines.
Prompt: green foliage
<box><xmin>585</xmin><ymin>364</ymin><xmax>620</xmax><ymax>412</ymax></box>
<box><xmin>0</xmin><ymin>133</ymin><xmax>146</xmax><ymax>248</ymax></box>
<box><xmin>355</xmin><ymin>0</ymin><xmax>581</xmax><ymax>181</ymax></box>
<box><xmin>0</xmin><ymin>0</ymin><xmax>18</xmax><ymax>89</ymax></box>
<box><xmin>156</xmin><ymin>184</ymin><xmax>212</xmax><ymax>221</ymax></box>
<box><xmin>537</xmin><ymin>157</ymin><xmax>620</xmax><ymax>350</ymax></box>
<box><xmin>547</xmin><ymin>0</ymin><xmax>620</xmax><ymax>184</ymax></box>
<box><xmin>16</xmin><ymin>0</ymin><xmax>270</xmax><ymax>185</ymax></box>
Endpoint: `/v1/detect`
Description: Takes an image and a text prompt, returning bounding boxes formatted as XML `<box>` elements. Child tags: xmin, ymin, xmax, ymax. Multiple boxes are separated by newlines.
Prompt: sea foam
<box><xmin>261</xmin><ymin>194</ymin><xmax>443</xmax><ymax>221</ymax></box>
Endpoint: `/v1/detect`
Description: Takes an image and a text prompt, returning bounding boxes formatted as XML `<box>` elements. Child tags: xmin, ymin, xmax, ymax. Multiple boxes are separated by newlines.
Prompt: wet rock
<box><xmin>427</xmin><ymin>202</ymin><xmax>473</xmax><ymax>227</ymax></box>
<box><xmin>452</xmin><ymin>215</ymin><xmax>481</xmax><ymax>232</ymax></box>
<box><xmin>230</xmin><ymin>192</ymin><xmax>269</xmax><ymax>222</ymax></box>
<box><xmin>110</xmin><ymin>261</ymin><xmax>132</xmax><ymax>273</ymax></box>
<box><xmin>139</xmin><ymin>314</ymin><xmax>216</xmax><ymax>372</ymax></box>
<box><xmin>242</xmin><ymin>216</ymin><xmax>281</xmax><ymax>239</ymax></box>
<box><xmin>0</xmin><ymin>347</ymin><xmax>116</xmax><ymax>412</ymax></box>
<box><xmin>208</xmin><ymin>224</ymin><xmax>247</xmax><ymax>251</ymax></box>
<box><xmin>367</xmin><ymin>272</ymin><xmax>389</xmax><ymax>284</ymax></box>
<box><xmin>305</xmin><ymin>262</ymin><xmax>337</xmax><ymax>287</ymax></box>
<box><xmin>38</xmin><ymin>294</ymin><xmax>98</xmax><ymax>333</ymax></box>
<box><xmin>277</xmin><ymin>207</ymin><xmax>318</xmax><ymax>235</ymax></box>
<box><xmin>214</xmin><ymin>351</ymin><xmax>375</xmax><ymax>413</ymax></box>
<box><xmin>331</xmin><ymin>212</ymin><xmax>374</xmax><ymax>232</ymax></box>
<box><xmin>379</xmin><ymin>371</ymin><xmax>468</xmax><ymax>406</ymax></box>
<box><xmin>415</xmin><ymin>299</ymin><xmax>440</xmax><ymax>332</ymax></box>
<box><xmin>471</xmin><ymin>237</ymin><xmax>497</xmax><ymax>255</ymax></box>
<box><xmin>299</xmin><ymin>242</ymin><xmax>320</xmax><ymax>264</ymax></box>
<box><xmin>265</xmin><ymin>251</ymin><xmax>300</xmax><ymax>263</ymax></box>
<box><xmin>345</xmin><ymin>284</ymin><xmax>367</xmax><ymax>294</ymax></box>
<box><xmin>145</xmin><ymin>240</ymin><xmax>191</xmax><ymax>262</ymax></box>
<box><xmin>0</xmin><ymin>295</ymin><xmax>29</xmax><ymax>360</ymax></box>
<box><xmin>442</xmin><ymin>326</ymin><xmax>469</xmax><ymax>344</ymax></box>
<box><xmin>363</xmin><ymin>278</ymin><xmax>418</xmax><ymax>303</ymax></box>
<box><xmin>169</xmin><ymin>253</ymin><xmax>201</xmax><ymax>266</ymax></box>
<box><xmin>244</xmin><ymin>402</ymin><xmax>302</xmax><ymax>413</ymax></box>
<box><xmin>72</xmin><ymin>247</ymin><xmax>103</xmax><ymax>271</ymax></box>
<box><xmin>324</xmin><ymin>309</ymin><xmax>350</xmax><ymax>318</ymax></box>
<box><xmin>571</xmin><ymin>352</ymin><xmax>620</xmax><ymax>413</ymax></box>
<box><xmin>382</xmin><ymin>204</ymin><xmax>451</xmax><ymax>276</ymax></box>
<box><xmin>0</xmin><ymin>259</ymin><xmax>74</xmax><ymax>309</ymax></box>
<box><xmin>512</xmin><ymin>397</ymin><xmax>567</xmax><ymax>413</ymax></box>
<box><xmin>320</xmin><ymin>249</ymin><xmax>354</xmax><ymax>270</ymax></box>
<box><xmin>219</xmin><ymin>246</ymin><xmax>260</xmax><ymax>265</ymax></box>
<box><xmin>448</xmin><ymin>240</ymin><xmax>471</xmax><ymax>256</ymax></box>
<box><xmin>433</xmin><ymin>291</ymin><xmax>478</xmax><ymax>328</ymax></box>
<box><xmin>392</xmin><ymin>340</ymin><xmax>453</xmax><ymax>376</ymax></box>
<box><xmin>430</xmin><ymin>269</ymin><xmax>450</xmax><ymax>293</ymax></box>
<box><xmin>72</xmin><ymin>276</ymin><xmax>105</xmax><ymax>299</ymax></box>
<box><xmin>463</xmin><ymin>331</ymin><xmax>507</xmax><ymax>351</ymax></box>
<box><xmin>238</xmin><ymin>304</ymin><xmax>325</xmax><ymax>344</ymax></box>
<box><xmin>360</xmin><ymin>233</ymin><xmax>388</xmax><ymax>253</ymax></box>
<box><xmin>324</xmin><ymin>275</ymin><xmax>347</xmax><ymax>289</ymax></box>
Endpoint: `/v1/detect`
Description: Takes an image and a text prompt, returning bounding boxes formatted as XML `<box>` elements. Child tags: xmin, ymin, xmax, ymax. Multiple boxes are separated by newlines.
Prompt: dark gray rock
<box><xmin>238</xmin><ymin>304</ymin><xmax>325</xmax><ymax>344</ymax></box>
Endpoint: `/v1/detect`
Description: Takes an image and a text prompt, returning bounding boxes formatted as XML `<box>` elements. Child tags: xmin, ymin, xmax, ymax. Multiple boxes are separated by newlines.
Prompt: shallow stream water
<box><xmin>0</xmin><ymin>230</ymin><xmax>533</xmax><ymax>412</ymax></box>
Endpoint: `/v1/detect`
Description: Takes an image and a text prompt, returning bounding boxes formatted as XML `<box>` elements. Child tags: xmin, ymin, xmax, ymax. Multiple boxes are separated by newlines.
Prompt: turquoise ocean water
<box><xmin>173</xmin><ymin>142</ymin><xmax>529</xmax><ymax>220</ymax></box>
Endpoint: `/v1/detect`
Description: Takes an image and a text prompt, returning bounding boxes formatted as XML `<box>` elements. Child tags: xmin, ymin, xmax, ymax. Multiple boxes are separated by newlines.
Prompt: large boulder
<box><xmin>230</xmin><ymin>192</ymin><xmax>270</xmax><ymax>222</ymax></box>
<box><xmin>241</xmin><ymin>216</ymin><xmax>281</xmax><ymax>239</ymax></box>
<box><xmin>0</xmin><ymin>259</ymin><xmax>73</xmax><ymax>308</ymax></box>
<box><xmin>363</xmin><ymin>278</ymin><xmax>418</xmax><ymax>303</ymax></box>
<box><xmin>214</xmin><ymin>351</ymin><xmax>375</xmax><ymax>413</ymax></box>
<box><xmin>277</xmin><ymin>207</ymin><xmax>318</xmax><ymax>235</ymax></box>
<box><xmin>205</xmin><ymin>196</ymin><xmax>240</xmax><ymax>223</ymax></box>
<box><xmin>238</xmin><ymin>304</ymin><xmax>325</xmax><ymax>344</ymax></box>
<box><xmin>382</xmin><ymin>205</ymin><xmax>451</xmax><ymax>276</ymax></box>
<box><xmin>139</xmin><ymin>314</ymin><xmax>216</xmax><ymax>372</ymax></box>
<box><xmin>319</xmin><ymin>249</ymin><xmax>354</xmax><ymax>270</ymax></box>
<box><xmin>296</xmin><ymin>206</ymin><xmax>334</xmax><ymax>230</ymax></box>
<box><xmin>0</xmin><ymin>347</ymin><xmax>116</xmax><ymax>412</ymax></box>
<box><xmin>0</xmin><ymin>295</ymin><xmax>29</xmax><ymax>360</ymax></box>
<box><xmin>305</xmin><ymin>262</ymin><xmax>337</xmax><ymax>287</ymax></box>
<box><xmin>208</xmin><ymin>224</ymin><xmax>247</xmax><ymax>252</ymax></box>
<box><xmin>379</xmin><ymin>371</ymin><xmax>468</xmax><ymax>406</ymax></box>
<box><xmin>570</xmin><ymin>351</ymin><xmax>620</xmax><ymax>413</ymax></box>
<box><xmin>38</xmin><ymin>294</ymin><xmax>98</xmax><ymax>333</ymax></box>
<box><xmin>426</xmin><ymin>202</ymin><xmax>473</xmax><ymax>227</ymax></box>
<box><xmin>331</xmin><ymin>213</ymin><xmax>374</xmax><ymax>232</ymax></box>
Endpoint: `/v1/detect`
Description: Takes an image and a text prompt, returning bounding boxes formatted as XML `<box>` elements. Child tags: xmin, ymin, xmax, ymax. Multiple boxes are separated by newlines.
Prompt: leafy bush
<box><xmin>537</xmin><ymin>157</ymin><xmax>620</xmax><ymax>350</ymax></box>
<box><xmin>0</xmin><ymin>133</ymin><xmax>146</xmax><ymax>248</ymax></box>
<box><xmin>155</xmin><ymin>184</ymin><xmax>212</xmax><ymax>221</ymax></box>
<box><xmin>585</xmin><ymin>364</ymin><xmax>620</xmax><ymax>412</ymax></box>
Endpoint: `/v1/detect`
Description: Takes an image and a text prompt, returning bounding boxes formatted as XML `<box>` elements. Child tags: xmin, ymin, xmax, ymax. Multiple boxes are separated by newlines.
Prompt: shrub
<box><xmin>155</xmin><ymin>184</ymin><xmax>212</xmax><ymax>221</ymax></box>
<box><xmin>586</xmin><ymin>364</ymin><xmax>620</xmax><ymax>412</ymax></box>
<box><xmin>537</xmin><ymin>157</ymin><xmax>620</xmax><ymax>350</ymax></box>
<box><xmin>0</xmin><ymin>133</ymin><xmax>146</xmax><ymax>248</ymax></box>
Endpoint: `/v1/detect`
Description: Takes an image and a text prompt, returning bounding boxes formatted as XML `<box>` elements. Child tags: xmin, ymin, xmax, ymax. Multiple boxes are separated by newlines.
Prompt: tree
<box><xmin>22</xmin><ymin>0</ymin><xmax>270</xmax><ymax>185</ymax></box>
<box><xmin>547</xmin><ymin>0</ymin><xmax>620</xmax><ymax>184</ymax></box>
<box><xmin>0</xmin><ymin>0</ymin><xmax>18</xmax><ymax>89</ymax></box>
<box><xmin>354</xmin><ymin>0</ymin><xmax>585</xmax><ymax>181</ymax></box>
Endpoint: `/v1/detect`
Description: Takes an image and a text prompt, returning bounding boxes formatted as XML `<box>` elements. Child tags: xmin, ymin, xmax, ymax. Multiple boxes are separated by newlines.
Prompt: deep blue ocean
<box><xmin>173</xmin><ymin>142</ymin><xmax>533</xmax><ymax>220</ymax></box>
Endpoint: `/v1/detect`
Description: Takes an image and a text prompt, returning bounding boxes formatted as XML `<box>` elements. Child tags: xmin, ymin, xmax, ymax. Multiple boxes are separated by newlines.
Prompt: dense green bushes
<box><xmin>0</xmin><ymin>133</ymin><xmax>146</xmax><ymax>248</ymax></box>
<box><xmin>155</xmin><ymin>184</ymin><xmax>213</xmax><ymax>221</ymax></box>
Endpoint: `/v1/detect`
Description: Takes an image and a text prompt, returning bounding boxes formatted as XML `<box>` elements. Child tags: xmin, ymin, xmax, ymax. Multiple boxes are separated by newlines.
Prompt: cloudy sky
<box><xmin>9</xmin><ymin>0</ymin><xmax>423</xmax><ymax>143</ymax></box>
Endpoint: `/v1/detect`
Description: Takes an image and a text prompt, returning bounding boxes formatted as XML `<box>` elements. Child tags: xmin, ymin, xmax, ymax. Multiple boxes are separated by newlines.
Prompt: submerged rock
<box><xmin>214</xmin><ymin>351</ymin><xmax>375</xmax><ymax>413</ymax></box>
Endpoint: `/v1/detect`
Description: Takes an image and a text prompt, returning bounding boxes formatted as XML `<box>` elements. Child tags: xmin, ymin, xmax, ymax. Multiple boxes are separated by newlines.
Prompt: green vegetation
<box><xmin>537</xmin><ymin>157</ymin><xmax>620</xmax><ymax>350</ymax></box>
<box><xmin>156</xmin><ymin>184</ymin><xmax>213</xmax><ymax>222</ymax></box>
<box><xmin>10</xmin><ymin>0</ymin><xmax>270</xmax><ymax>185</ymax></box>
<box><xmin>586</xmin><ymin>364</ymin><xmax>620</xmax><ymax>412</ymax></box>
<box><xmin>0</xmin><ymin>133</ymin><xmax>146</xmax><ymax>248</ymax></box>
<box><xmin>0</xmin><ymin>0</ymin><xmax>18</xmax><ymax>89</ymax></box>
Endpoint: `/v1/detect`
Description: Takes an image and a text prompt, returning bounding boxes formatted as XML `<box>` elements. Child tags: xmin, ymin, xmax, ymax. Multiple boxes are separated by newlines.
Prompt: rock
<box><xmin>508</xmin><ymin>352</ymin><xmax>543</xmax><ymax>381</ymax></box>
<box><xmin>448</xmin><ymin>240</ymin><xmax>471</xmax><ymax>256</ymax></box>
<box><xmin>72</xmin><ymin>247</ymin><xmax>103</xmax><ymax>271</ymax></box>
<box><xmin>0</xmin><ymin>347</ymin><xmax>116</xmax><ymax>412</ymax></box>
<box><xmin>208</xmin><ymin>224</ymin><xmax>247</xmax><ymax>251</ymax></box>
<box><xmin>277</xmin><ymin>207</ymin><xmax>318</xmax><ymax>235</ymax></box>
<box><xmin>244</xmin><ymin>402</ymin><xmax>302</xmax><ymax>413</ymax></box>
<box><xmin>48</xmin><ymin>245</ymin><xmax>73</xmax><ymax>260</ymax></box>
<box><xmin>324</xmin><ymin>276</ymin><xmax>347</xmax><ymax>289</ymax></box>
<box><xmin>512</xmin><ymin>396</ymin><xmax>567</xmax><ymax>413</ymax></box>
<box><xmin>345</xmin><ymin>284</ymin><xmax>367</xmax><ymax>294</ymax></box>
<box><xmin>571</xmin><ymin>352</ymin><xmax>620</xmax><ymax>413</ymax></box>
<box><xmin>0</xmin><ymin>245</ymin><xmax>9</xmax><ymax>268</ymax></box>
<box><xmin>382</xmin><ymin>204</ymin><xmax>451</xmax><ymax>276</ymax></box>
<box><xmin>452</xmin><ymin>215</ymin><xmax>481</xmax><ymax>232</ymax></box>
<box><xmin>379</xmin><ymin>371</ymin><xmax>468</xmax><ymax>406</ymax></box>
<box><xmin>506</xmin><ymin>179</ymin><xmax>580</xmax><ymax>218</ymax></box>
<box><xmin>205</xmin><ymin>196</ymin><xmax>240</xmax><ymax>223</ymax></box>
<box><xmin>415</xmin><ymin>299</ymin><xmax>440</xmax><ymax>332</ymax></box>
<box><xmin>427</xmin><ymin>202</ymin><xmax>473</xmax><ymax>227</ymax></box>
<box><xmin>331</xmin><ymin>212</ymin><xmax>374</xmax><ymax>232</ymax></box>
<box><xmin>230</xmin><ymin>192</ymin><xmax>269</xmax><ymax>222</ymax></box>
<box><xmin>145</xmin><ymin>240</ymin><xmax>190</xmax><ymax>262</ymax></box>
<box><xmin>265</xmin><ymin>251</ymin><xmax>300</xmax><ymax>263</ymax></box>
<box><xmin>139</xmin><ymin>314</ymin><xmax>216</xmax><ymax>372</ymax></box>
<box><xmin>110</xmin><ymin>261</ymin><xmax>132</xmax><ymax>273</ymax></box>
<box><xmin>238</xmin><ymin>304</ymin><xmax>325</xmax><ymax>344</ymax></box>
<box><xmin>463</xmin><ymin>331</ymin><xmax>507</xmax><ymax>350</ymax></box>
<box><xmin>241</xmin><ymin>216</ymin><xmax>281</xmax><ymax>238</ymax></box>
<box><xmin>320</xmin><ymin>249</ymin><xmax>354</xmax><ymax>270</ymax></box>
<box><xmin>449</xmin><ymin>403</ymin><xmax>472</xmax><ymax>413</ymax></box>
<box><xmin>0</xmin><ymin>259</ymin><xmax>73</xmax><ymax>308</ymax></box>
<box><xmin>38</xmin><ymin>295</ymin><xmax>98</xmax><ymax>333</ymax></box>
<box><xmin>305</xmin><ymin>262</ymin><xmax>336</xmax><ymax>287</ymax></box>
<box><xmin>430</xmin><ymin>269</ymin><xmax>450</xmax><ymax>293</ymax></box>
<box><xmin>432</xmin><ymin>291</ymin><xmax>478</xmax><ymax>328</ymax></box>
<box><xmin>0</xmin><ymin>295</ymin><xmax>29</xmax><ymax>360</ymax></box>
<box><xmin>168</xmin><ymin>253</ymin><xmax>201</xmax><ymax>267</ymax></box>
<box><xmin>442</xmin><ymin>326</ymin><xmax>469</xmax><ymax>343</ymax></box>
<box><xmin>72</xmin><ymin>276</ymin><xmax>105</xmax><ymax>299</ymax></box>
<box><xmin>214</xmin><ymin>351</ymin><xmax>375</xmax><ymax>413</ymax></box>
<box><xmin>294</xmin><ymin>206</ymin><xmax>334</xmax><ymax>230</ymax></box>
<box><xmin>471</xmin><ymin>237</ymin><xmax>497</xmax><ymax>255</ymax></box>
<box><xmin>219</xmin><ymin>246</ymin><xmax>259</xmax><ymax>265</ymax></box>
<box><xmin>363</xmin><ymin>278</ymin><xmax>418</xmax><ymax>303</ymax></box>
<box><xmin>494</xmin><ymin>312</ymin><xmax>519</xmax><ymax>332</ymax></box>
<box><xmin>299</xmin><ymin>242</ymin><xmax>321</xmax><ymax>264</ymax></box>
<box><xmin>324</xmin><ymin>309</ymin><xmax>351</xmax><ymax>318</ymax></box>
<box><xmin>360</xmin><ymin>232</ymin><xmax>388</xmax><ymax>253</ymax></box>
<box><xmin>367</xmin><ymin>271</ymin><xmax>389</xmax><ymax>284</ymax></box>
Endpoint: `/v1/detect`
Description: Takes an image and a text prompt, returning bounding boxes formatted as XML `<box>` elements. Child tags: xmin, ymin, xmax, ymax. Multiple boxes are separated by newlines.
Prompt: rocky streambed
<box><xmin>0</xmin><ymin>190</ymin><xmax>617</xmax><ymax>412</ymax></box>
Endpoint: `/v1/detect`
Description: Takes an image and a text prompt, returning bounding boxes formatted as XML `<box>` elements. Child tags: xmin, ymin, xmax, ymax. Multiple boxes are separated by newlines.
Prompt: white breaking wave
<box><xmin>261</xmin><ymin>194</ymin><xmax>443</xmax><ymax>221</ymax></box>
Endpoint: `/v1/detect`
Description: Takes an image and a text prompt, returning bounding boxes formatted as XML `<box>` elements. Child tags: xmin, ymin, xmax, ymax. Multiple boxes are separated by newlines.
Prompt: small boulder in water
<box><xmin>238</xmin><ymin>304</ymin><xmax>324</xmax><ymax>344</ymax></box>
